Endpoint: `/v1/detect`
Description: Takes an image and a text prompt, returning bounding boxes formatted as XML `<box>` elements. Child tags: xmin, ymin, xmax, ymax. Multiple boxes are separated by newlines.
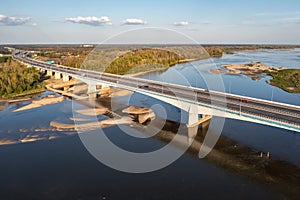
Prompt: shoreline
<box><xmin>126</xmin><ymin>47</ymin><xmax>298</xmax><ymax>78</ymax></box>
<box><xmin>0</xmin><ymin>88</ymin><xmax>46</xmax><ymax>102</ymax></box>
<box><xmin>127</xmin><ymin>58</ymin><xmax>199</xmax><ymax>77</ymax></box>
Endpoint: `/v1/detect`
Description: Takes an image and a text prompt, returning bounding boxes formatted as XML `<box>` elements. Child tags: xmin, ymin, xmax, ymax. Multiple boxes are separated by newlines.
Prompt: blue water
<box><xmin>138</xmin><ymin>48</ymin><xmax>300</xmax><ymax>166</ymax></box>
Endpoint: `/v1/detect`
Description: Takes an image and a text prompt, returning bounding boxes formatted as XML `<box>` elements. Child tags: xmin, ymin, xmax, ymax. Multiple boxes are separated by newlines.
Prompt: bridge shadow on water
<box><xmin>64</xmin><ymin>93</ymin><xmax>300</xmax><ymax>200</ymax></box>
<box><xmin>91</xmin><ymin>95</ymin><xmax>300</xmax><ymax>200</ymax></box>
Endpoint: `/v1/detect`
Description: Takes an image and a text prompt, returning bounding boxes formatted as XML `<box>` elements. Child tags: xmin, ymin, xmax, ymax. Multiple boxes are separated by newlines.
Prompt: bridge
<box><xmin>13</xmin><ymin>51</ymin><xmax>300</xmax><ymax>137</ymax></box>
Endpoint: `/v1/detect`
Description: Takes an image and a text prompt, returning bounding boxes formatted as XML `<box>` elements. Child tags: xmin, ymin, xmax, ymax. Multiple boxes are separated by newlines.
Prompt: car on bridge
<box><xmin>138</xmin><ymin>85</ymin><xmax>149</xmax><ymax>89</ymax></box>
<box><xmin>45</xmin><ymin>60</ymin><xmax>55</xmax><ymax>65</ymax></box>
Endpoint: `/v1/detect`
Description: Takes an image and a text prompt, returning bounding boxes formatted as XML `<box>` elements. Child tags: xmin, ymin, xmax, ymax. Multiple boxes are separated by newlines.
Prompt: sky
<box><xmin>1</xmin><ymin>0</ymin><xmax>300</xmax><ymax>44</ymax></box>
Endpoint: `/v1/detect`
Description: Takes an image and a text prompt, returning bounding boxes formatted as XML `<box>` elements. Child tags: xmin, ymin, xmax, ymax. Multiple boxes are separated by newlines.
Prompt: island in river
<box><xmin>210</xmin><ymin>62</ymin><xmax>300</xmax><ymax>93</ymax></box>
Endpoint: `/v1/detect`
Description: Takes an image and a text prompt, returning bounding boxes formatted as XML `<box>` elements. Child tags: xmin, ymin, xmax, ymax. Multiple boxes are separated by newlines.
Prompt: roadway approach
<box><xmin>13</xmin><ymin>51</ymin><xmax>300</xmax><ymax>138</ymax></box>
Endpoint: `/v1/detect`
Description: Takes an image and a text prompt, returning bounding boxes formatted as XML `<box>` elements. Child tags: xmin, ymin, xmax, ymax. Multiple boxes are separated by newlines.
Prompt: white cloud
<box><xmin>65</xmin><ymin>16</ymin><xmax>112</xmax><ymax>26</ymax></box>
<box><xmin>122</xmin><ymin>18</ymin><xmax>147</xmax><ymax>25</ymax></box>
<box><xmin>0</xmin><ymin>14</ymin><xmax>31</xmax><ymax>26</ymax></box>
<box><xmin>173</xmin><ymin>21</ymin><xmax>189</xmax><ymax>26</ymax></box>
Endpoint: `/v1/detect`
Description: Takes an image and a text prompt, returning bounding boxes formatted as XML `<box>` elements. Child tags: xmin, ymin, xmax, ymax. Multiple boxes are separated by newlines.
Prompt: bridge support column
<box><xmin>39</xmin><ymin>68</ymin><xmax>45</xmax><ymax>73</ymax></box>
<box><xmin>186</xmin><ymin>105</ymin><xmax>212</xmax><ymax>144</ymax></box>
<box><xmin>87</xmin><ymin>84</ymin><xmax>97</xmax><ymax>98</ymax></box>
<box><xmin>186</xmin><ymin>105</ymin><xmax>199</xmax><ymax>144</ymax></box>
<box><xmin>46</xmin><ymin>70</ymin><xmax>52</xmax><ymax>76</ymax></box>
<box><xmin>54</xmin><ymin>72</ymin><xmax>61</xmax><ymax>79</ymax></box>
<box><xmin>62</xmin><ymin>74</ymin><xmax>70</xmax><ymax>82</ymax></box>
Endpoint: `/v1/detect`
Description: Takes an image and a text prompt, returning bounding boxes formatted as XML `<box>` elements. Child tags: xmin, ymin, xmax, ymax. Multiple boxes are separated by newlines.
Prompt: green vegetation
<box><xmin>207</xmin><ymin>47</ymin><xmax>224</xmax><ymax>57</ymax></box>
<box><xmin>0</xmin><ymin>60</ymin><xmax>45</xmax><ymax>98</ymax></box>
<box><xmin>0</xmin><ymin>56</ymin><xmax>12</xmax><ymax>63</ymax></box>
<box><xmin>267</xmin><ymin>69</ymin><xmax>300</xmax><ymax>93</ymax></box>
<box><xmin>11</xmin><ymin>44</ymin><xmax>300</xmax><ymax>76</ymax></box>
<box><xmin>105</xmin><ymin>48</ymin><xmax>182</xmax><ymax>75</ymax></box>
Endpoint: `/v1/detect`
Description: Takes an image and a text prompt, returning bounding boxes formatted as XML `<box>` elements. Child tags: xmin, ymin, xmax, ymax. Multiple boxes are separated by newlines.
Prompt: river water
<box><xmin>138</xmin><ymin>48</ymin><xmax>300</xmax><ymax>166</ymax></box>
<box><xmin>0</xmin><ymin>49</ymin><xmax>300</xmax><ymax>199</ymax></box>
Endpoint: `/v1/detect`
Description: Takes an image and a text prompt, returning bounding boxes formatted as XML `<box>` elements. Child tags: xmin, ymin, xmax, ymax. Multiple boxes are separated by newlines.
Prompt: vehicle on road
<box><xmin>45</xmin><ymin>60</ymin><xmax>55</xmax><ymax>65</ymax></box>
<box><xmin>138</xmin><ymin>85</ymin><xmax>149</xmax><ymax>89</ymax></box>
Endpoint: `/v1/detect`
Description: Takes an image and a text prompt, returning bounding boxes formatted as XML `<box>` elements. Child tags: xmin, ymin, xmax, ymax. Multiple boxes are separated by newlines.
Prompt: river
<box><xmin>0</xmin><ymin>49</ymin><xmax>299</xmax><ymax>199</ymax></box>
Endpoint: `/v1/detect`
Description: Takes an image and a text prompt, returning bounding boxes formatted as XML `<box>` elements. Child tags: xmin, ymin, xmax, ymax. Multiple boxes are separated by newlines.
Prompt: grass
<box><xmin>267</xmin><ymin>69</ymin><xmax>300</xmax><ymax>93</ymax></box>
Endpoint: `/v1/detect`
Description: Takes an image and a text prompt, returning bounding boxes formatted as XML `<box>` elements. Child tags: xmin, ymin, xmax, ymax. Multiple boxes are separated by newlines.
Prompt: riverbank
<box><xmin>0</xmin><ymin>89</ymin><xmax>47</xmax><ymax>111</ymax></box>
<box><xmin>127</xmin><ymin>58</ymin><xmax>199</xmax><ymax>77</ymax></box>
<box><xmin>267</xmin><ymin>69</ymin><xmax>300</xmax><ymax>93</ymax></box>
<box><xmin>210</xmin><ymin>62</ymin><xmax>300</xmax><ymax>93</ymax></box>
<box><xmin>0</xmin><ymin>87</ymin><xmax>46</xmax><ymax>100</ymax></box>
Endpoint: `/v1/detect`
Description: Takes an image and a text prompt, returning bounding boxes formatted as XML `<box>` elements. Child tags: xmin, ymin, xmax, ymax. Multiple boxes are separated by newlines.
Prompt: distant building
<box><xmin>82</xmin><ymin>44</ymin><xmax>94</xmax><ymax>48</ymax></box>
<box><xmin>4</xmin><ymin>47</ymin><xmax>15</xmax><ymax>52</ymax></box>
<box><xmin>0</xmin><ymin>54</ymin><xmax>3</xmax><ymax>57</ymax></box>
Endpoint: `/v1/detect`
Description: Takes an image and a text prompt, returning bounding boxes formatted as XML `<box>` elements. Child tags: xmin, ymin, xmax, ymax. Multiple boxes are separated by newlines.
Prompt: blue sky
<box><xmin>1</xmin><ymin>0</ymin><xmax>300</xmax><ymax>44</ymax></box>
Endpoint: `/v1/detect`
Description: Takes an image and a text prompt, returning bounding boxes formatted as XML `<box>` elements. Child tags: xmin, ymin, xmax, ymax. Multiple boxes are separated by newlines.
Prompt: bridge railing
<box><xmin>13</xmin><ymin>52</ymin><xmax>300</xmax><ymax>129</ymax></box>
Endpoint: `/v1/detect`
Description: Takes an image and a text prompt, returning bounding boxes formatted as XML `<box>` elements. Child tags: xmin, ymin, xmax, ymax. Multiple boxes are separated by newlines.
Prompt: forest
<box><xmin>0</xmin><ymin>57</ymin><xmax>44</xmax><ymax>98</ymax></box>
<box><xmin>104</xmin><ymin>48</ymin><xmax>182</xmax><ymax>74</ymax></box>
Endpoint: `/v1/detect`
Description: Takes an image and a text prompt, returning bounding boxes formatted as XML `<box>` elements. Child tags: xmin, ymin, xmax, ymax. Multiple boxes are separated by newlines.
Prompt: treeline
<box><xmin>105</xmin><ymin>48</ymin><xmax>182</xmax><ymax>74</ymax></box>
<box><xmin>31</xmin><ymin>45</ymin><xmax>300</xmax><ymax>75</ymax></box>
<box><xmin>0</xmin><ymin>60</ymin><xmax>43</xmax><ymax>97</ymax></box>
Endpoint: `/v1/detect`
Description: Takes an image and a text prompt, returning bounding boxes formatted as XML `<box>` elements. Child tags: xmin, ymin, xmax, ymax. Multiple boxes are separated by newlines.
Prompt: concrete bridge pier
<box><xmin>87</xmin><ymin>84</ymin><xmax>97</xmax><ymax>98</ymax></box>
<box><xmin>46</xmin><ymin>70</ymin><xmax>53</xmax><ymax>77</ymax></box>
<box><xmin>54</xmin><ymin>72</ymin><xmax>61</xmax><ymax>79</ymax></box>
<box><xmin>62</xmin><ymin>74</ymin><xmax>70</xmax><ymax>82</ymax></box>
<box><xmin>186</xmin><ymin>105</ymin><xmax>212</xmax><ymax>144</ymax></box>
<box><xmin>36</xmin><ymin>67</ymin><xmax>44</xmax><ymax>73</ymax></box>
<box><xmin>186</xmin><ymin>105</ymin><xmax>200</xmax><ymax>144</ymax></box>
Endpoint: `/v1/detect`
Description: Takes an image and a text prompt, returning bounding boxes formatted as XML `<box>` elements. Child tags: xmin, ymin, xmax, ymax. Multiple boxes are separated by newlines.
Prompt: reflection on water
<box><xmin>0</xmin><ymin>123</ymin><xmax>284</xmax><ymax>200</ymax></box>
